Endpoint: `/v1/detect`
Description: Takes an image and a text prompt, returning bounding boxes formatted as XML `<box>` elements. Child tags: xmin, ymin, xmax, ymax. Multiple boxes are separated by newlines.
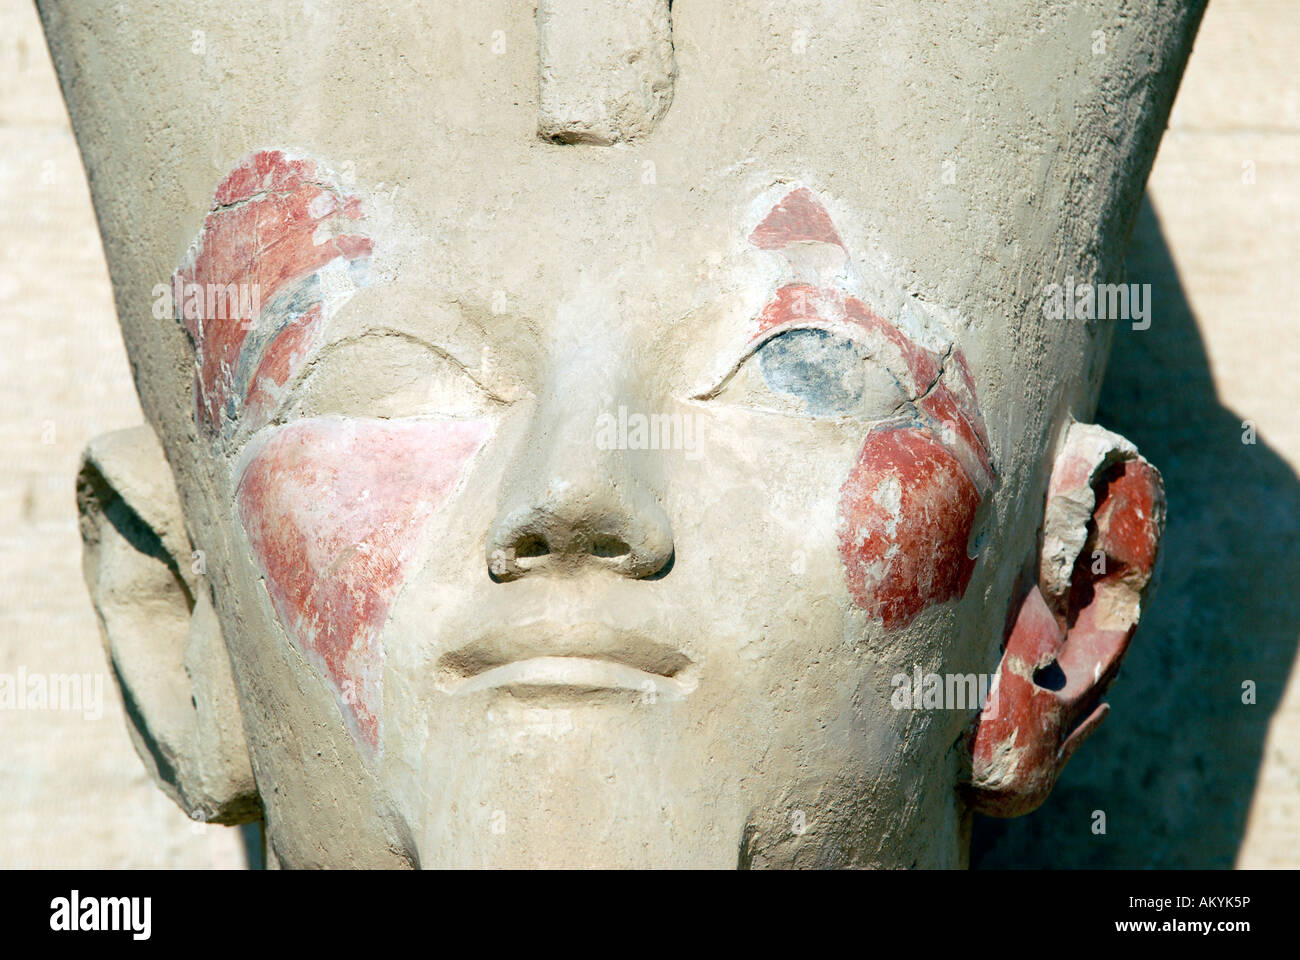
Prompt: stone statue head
<box><xmin>46</xmin><ymin>0</ymin><xmax>1196</xmax><ymax>867</ymax></box>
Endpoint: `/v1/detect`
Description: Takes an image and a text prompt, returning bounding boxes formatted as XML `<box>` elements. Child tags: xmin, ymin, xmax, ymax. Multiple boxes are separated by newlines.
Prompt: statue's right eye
<box><xmin>276</xmin><ymin>331</ymin><xmax>497</xmax><ymax>424</ymax></box>
<box><xmin>711</xmin><ymin>326</ymin><xmax>910</xmax><ymax>421</ymax></box>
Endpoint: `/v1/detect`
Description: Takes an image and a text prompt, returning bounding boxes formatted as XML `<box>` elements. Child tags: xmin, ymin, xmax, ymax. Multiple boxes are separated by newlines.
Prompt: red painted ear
<box><xmin>964</xmin><ymin>424</ymin><xmax>1165</xmax><ymax>817</ymax></box>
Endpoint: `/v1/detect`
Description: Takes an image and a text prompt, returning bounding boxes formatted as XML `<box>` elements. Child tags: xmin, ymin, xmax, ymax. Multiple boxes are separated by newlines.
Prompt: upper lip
<box><xmin>436</xmin><ymin>622</ymin><xmax>696</xmax><ymax>698</ymax></box>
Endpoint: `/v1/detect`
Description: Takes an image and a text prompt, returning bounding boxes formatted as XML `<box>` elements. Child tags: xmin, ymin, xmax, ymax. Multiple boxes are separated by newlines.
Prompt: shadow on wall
<box><xmin>972</xmin><ymin>196</ymin><xmax>1300</xmax><ymax>868</ymax></box>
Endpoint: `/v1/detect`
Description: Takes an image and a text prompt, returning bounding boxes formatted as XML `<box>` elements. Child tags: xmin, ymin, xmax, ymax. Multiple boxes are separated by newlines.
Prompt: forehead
<box><xmin>139</xmin><ymin>3</ymin><xmax>1073</xmax><ymax>421</ymax></box>
<box><xmin>394</xmin><ymin>155</ymin><xmax>758</xmax><ymax>290</ymax></box>
<box><xmin>46</xmin><ymin>0</ymin><xmax>1119</xmax><ymax>423</ymax></box>
<box><xmin>361</xmin><ymin>156</ymin><xmax>954</xmax><ymax>353</ymax></box>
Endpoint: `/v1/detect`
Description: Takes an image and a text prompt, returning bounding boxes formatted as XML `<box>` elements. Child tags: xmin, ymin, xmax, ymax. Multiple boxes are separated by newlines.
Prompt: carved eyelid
<box><xmin>281</xmin><ymin>328</ymin><xmax>502</xmax><ymax>406</ymax></box>
<box><xmin>224</xmin><ymin>329</ymin><xmax>503</xmax><ymax>457</ymax></box>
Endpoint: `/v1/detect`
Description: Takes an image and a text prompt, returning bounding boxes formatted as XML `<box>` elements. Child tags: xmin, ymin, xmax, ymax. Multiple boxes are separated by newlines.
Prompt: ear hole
<box><xmin>591</xmin><ymin>534</ymin><xmax>630</xmax><ymax>559</ymax></box>
<box><xmin>515</xmin><ymin>535</ymin><xmax>549</xmax><ymax>558</ymax></box>
<box><xmin>1032</xmin><ymin>659</ymin><xmax>1067</xmax><ymax>691</ymax></box>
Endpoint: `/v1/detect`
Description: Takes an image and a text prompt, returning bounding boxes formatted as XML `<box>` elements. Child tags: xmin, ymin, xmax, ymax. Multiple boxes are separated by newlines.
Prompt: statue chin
<box><xmin>43</xmin><ymin>0</ymin><xmax>1198</xmax><ymax>868</ymax></box>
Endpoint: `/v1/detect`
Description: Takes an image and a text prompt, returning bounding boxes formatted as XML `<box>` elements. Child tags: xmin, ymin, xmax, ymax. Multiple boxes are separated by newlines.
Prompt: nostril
<box><xmin>486</xmin><ymin>490</ymin><xmax>674</xmax><ymax>582</ymax></box>
<box><xmin>515</xmin><ymin>534</ymin><xmax>550</xmax><ymax>559</ymax></box>
<box><xmin>591</xmin><ymin>534</ymin><xmax>630</xmax><ymax>559</ymax></box>
<box><xmin>641</xmin><ymin>547</ymin><xmax>674</xmax><ymax>580</ymax></box>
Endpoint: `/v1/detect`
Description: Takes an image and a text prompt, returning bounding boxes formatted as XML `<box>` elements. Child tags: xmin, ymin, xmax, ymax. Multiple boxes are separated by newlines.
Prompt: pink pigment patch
<box><xmin>753</xmin><ymin>284</ymin><xmax>836</xmax><ymax>336</ymax></box>
<box><xmin>1047</xmin><ymin>451</ymin><xmax>1094</xmax><ymax>501</ymax></box>
<box><xmin>1091</xmin><ymin>459</ymin><xmax>1160</xmax><ymax>577</ymax></box>
<box><xmin>237</xmin><ymin>418</ymin><xmax>490</xmax><ymax>750</ymax></box>
<box><xmin>213</xmin><ymin>150</ymin><xmax>318</xmax><ymax>207</ymax></box>
<box><xmin>838</xmin><ymin>428</ymin><xmax>981</xmax><ymax>629</ymax></box>
<box><xmin>176</xmin><ymin>149</ymin><xmax>372</xmax><ymax>436</ymax></box>
<box><xmin>749</xmin><ymin>187</ymin><xmax>844</xmax><ymax>250</ymax></box>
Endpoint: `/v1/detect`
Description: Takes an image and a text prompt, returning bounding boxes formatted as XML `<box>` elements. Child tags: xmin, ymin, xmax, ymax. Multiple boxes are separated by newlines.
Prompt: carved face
<box><xmin>44</xmin><ymin>0</ymin><xmax>1182</xmax><ymax>871</ymax></box>
<box><xmin>176</xmin><ymin>149</ymin><xmax>1009</xmax><ymax>868</ymax></box>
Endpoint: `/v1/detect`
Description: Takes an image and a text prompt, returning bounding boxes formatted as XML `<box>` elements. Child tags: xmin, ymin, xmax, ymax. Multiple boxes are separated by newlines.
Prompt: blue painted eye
<box><xmin>707</xmin><ymin>325</ymin><xmax>910</xmax><ymax>420</ymax></box>
<box><xmin>756</xmin><ymin>328</ymin><xmax>876</xmax><ymax>416</ymax></box>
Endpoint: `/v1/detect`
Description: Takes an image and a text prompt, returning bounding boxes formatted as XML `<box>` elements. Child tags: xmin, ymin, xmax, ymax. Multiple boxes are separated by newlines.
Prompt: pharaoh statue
<box><xmin>38</xmin><ymin>0</ymin><xmax>1199</xmax><ymax>867</ymax></box>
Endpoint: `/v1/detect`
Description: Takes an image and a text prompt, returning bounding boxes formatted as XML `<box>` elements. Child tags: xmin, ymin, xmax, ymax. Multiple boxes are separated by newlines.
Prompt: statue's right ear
<box><xmin>77</xmin><ymin>426</ymin><xmax>259</xmax><ymax>825</ymax></box>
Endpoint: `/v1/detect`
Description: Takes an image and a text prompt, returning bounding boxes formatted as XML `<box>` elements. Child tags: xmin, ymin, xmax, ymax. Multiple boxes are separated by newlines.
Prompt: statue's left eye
<box><xmin>713</xmin><ymin>327</ymin><xmax>909</xmax><ymax>420</ymax></box>
<box><xmin>757</xmin><ymin>328</ymin><xmax>874</xmax><ymax>416</ymax></box>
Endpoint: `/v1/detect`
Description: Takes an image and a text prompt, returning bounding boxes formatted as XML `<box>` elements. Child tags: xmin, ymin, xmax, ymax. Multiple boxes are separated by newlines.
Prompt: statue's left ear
<box><xmin>964</xmin><ymin>421</ymin><xmax>1166</xmax><ymax>817</ymax></box>
<box><xmin>77</xmin><ymin>426</ymin><xmax>259</xmax><ymax>825</ymax></box>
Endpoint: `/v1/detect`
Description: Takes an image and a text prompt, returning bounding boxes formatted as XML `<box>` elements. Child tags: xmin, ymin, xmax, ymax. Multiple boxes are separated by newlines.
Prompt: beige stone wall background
<box><xmin>0</xmin><ymin>0</ymin><xmax>249</xmax><ymax>867</ymax></box>
<box><xmin>0</xmin><ymin>0</ymin><xmax>1294</xmax><ymax>867</ymax></box>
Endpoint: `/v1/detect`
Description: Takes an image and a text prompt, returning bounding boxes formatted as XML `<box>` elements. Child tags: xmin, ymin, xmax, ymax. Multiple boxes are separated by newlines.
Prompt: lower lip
<box><xmin>451</xmin><ymin>657</ymin><xmax>695</xmax><ymax>700</ymax></box>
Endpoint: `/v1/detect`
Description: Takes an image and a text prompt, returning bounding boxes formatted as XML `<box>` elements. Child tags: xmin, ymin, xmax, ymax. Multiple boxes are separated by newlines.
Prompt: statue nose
<box><xmin>485</xmin><ymin>382</ymin><xmax>676</xmax><ymax>583</ymax></box>
<box><xmin>486</xmin><ymin>476</ymin><xmax>675</xmax><ymax>582</ymax></box>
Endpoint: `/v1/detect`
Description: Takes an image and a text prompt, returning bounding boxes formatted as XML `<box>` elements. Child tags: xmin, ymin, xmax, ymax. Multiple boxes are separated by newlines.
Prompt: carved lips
<box><xmin>436</xmin><ymin>623</ymin><xmax>696</xmax><ymax>701</ymax></box>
